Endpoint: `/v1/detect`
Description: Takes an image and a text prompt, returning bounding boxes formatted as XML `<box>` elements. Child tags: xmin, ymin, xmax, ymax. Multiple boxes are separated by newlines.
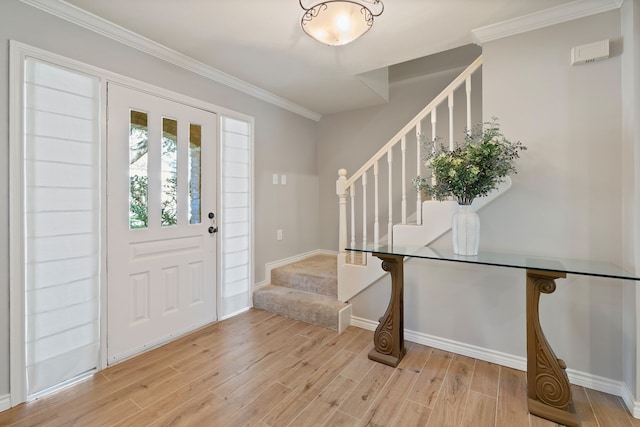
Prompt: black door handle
<box><xmin>208</xmin><ymin>212</ymin><xmax>217</xmax><ymax>234</ymax></box>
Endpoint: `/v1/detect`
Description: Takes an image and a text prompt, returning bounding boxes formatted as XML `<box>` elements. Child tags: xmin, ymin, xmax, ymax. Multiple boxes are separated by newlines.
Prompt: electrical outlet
<box><xmin>272</xmin><ymin>174</ymin><xmax>279</xmax><ymax>185</ymax></box>
<box><xmin>281</xmin><ymin>175</ymin><xmax>287</xmax><ymax>185</ymax></box>
<box><xmin>277</xmin><ymin>229</ymin><xmax>283</xmax><ymax>241</ymax></box>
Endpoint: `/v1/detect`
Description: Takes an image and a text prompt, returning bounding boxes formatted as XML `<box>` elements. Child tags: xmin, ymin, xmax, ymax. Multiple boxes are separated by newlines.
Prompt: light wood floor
<box><xmin>1</xmin><ymin>309</ymin><xmax>638</xmax><ymax>427</ymax></box>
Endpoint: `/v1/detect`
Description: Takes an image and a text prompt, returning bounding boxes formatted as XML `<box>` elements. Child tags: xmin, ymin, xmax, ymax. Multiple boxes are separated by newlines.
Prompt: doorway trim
<box><xmin>9</xmin><ymin>40</ymin><xmax>254</xmax><ymax>407</ymax></box>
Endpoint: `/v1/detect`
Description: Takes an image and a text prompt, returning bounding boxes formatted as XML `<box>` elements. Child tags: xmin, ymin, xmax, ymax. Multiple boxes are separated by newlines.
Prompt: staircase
<box><xmin>253</xmin><ymin>254</ymin><xmax>352</xmax><ymax>332</ymax></box>
<box><xmin>254</xmin><ymin>55</ymin><xmax>502</xmax><ymax>330</ymax></box>
<box><xmin>335</xmin><ymin>55</ymin><xmax>499</xmax><ymax>303</ymax></box>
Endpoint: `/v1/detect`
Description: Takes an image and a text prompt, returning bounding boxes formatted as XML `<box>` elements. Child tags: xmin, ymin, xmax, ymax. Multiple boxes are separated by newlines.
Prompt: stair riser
<box><xmin>270</xmin><ymin>254</ymin><xmax>337</xmax><ymax>298</ymax></box>
<box><xmin>271</xmin><ymin>271</ymin><xmax>337</xmax><ymax>298</ymax></box>
<box><xmin>253</xmin><ymin>285</ymin><xmax>350</xmax><ymax>332</ymax></box>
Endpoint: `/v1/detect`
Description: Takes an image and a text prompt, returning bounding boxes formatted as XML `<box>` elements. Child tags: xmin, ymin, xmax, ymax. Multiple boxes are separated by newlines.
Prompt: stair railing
<box><xmin>336</xmin><ymin>55</ymin><xmax>483</xmax><ymax>266</ymax></box>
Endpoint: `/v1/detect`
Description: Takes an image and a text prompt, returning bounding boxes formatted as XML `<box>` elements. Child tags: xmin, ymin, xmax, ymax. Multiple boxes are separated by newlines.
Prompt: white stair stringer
<box><xmin>338</xmin><ymin>177</ymin><xmax>511</xmax><ymax>302</ymax></box>
<box><xmin>338</xmin><ymin>252</ymin><xmax>387</xmax><ymax>302</ymax></box>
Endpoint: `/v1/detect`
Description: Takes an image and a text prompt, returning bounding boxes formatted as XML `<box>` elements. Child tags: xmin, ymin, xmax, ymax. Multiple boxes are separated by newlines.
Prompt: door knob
<box><xmin>208</xmin><ymin>226</ymin><xmax>218</xmax><ymax>234</ymax></box>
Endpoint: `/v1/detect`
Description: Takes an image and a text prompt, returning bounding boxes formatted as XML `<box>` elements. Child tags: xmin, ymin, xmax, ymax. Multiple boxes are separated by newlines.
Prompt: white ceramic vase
<box><xmin>452</xmin><ymin>204</ymin><xmax>479</xmax><ymax>256</ymax></box>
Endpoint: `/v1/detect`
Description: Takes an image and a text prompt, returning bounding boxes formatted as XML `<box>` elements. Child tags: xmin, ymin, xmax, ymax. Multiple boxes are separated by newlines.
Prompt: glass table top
<box><xmin>346</xmin><ymin>244</ymin><xmax>640</xmax><ymax>281</ymax></box>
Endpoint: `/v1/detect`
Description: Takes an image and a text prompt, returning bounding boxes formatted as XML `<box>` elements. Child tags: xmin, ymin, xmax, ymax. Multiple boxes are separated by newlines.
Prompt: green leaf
<box><xmin>413</xmin><ymin>118</ymin><xmax>526</xmax><ymax>205</ymax></box>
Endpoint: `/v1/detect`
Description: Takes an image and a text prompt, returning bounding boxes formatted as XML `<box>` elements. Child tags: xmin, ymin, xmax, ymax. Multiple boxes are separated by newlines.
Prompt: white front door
<box><xmin>107</xmin><ymin>83</ymin><xmax>217</xmax><ymax>363</ymax></box>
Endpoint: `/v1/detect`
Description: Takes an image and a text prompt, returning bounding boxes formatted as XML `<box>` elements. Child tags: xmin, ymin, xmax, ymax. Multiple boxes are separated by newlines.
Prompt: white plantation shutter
<box><xmin>220</xmin><ymin>116</ymin><xmax>253</xmax><ymax>318</ymax></box>
<box><xmin>24</xmin><ymin>57</ymin><xmax>101</xmax><ymax>396</ymax></box>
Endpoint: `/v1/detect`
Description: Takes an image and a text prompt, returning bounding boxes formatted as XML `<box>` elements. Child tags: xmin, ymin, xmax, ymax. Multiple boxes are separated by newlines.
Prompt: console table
<box><xmin>346</xmin><ymin>244</ymin><xmax>640</xmax><ymax>427</ymax></box>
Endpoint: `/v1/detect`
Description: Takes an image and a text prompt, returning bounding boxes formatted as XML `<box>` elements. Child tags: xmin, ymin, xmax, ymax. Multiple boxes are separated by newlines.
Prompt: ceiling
<box><xmin>59</xmin><ymin>0</ymin><xmax>581</xmax><ymax>117</ymax></box>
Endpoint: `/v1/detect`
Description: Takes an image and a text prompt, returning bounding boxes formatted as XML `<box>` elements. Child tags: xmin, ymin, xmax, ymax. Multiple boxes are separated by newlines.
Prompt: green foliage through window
<box><xmin>128</xmin><ymin>124</ymin><xmax>179</xmax><ymax>228</ymax></box>
<box><xmin>129</xmin><ymin>175</ymin><xmax>148</xmax><ymax>229</ymax></box>
<box><xmin>129</xmin><ymin>121</ymin><xmax>148</xmax><ymax>229</ymax></box>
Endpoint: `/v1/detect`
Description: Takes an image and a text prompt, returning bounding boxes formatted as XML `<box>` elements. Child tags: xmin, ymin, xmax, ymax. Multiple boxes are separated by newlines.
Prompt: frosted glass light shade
<box><xmin>300</xmin><ymin>1</ymin><xmax>382</xmax><ymax>46</ymax></box>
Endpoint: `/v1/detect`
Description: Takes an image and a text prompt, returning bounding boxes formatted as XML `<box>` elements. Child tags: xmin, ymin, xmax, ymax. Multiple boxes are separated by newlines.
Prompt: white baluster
<box><xmin>401</xmin><ymin>137</ymin><xmax>407</xmax><ymax>224</ymax></box>
<box><xmin>362</xmin><ymin>171</ymin><xmax>367</xmax><ymax>264</ymax></box>
<box><xmin>431</xmin><ymin>109</ymin><xmax>437</xmax><ymax>188</ymax></box>
<box><xmin>374</xmin><ymin>161</ymin><xmax>379</xmax><ymax>246</ymax></box>
<box><xmin>448</xmin><ymin>93</ymin><xmax>454</xmax><ymax>151</ymax></box>
<box><xmin>466</xmin><ymin>76</ymin><xmax>472</xmax><ymax>134</ymax></box>
<box><xmin>387</xmin><ymin>149</ymin><xmax>393</xmax><ymax>247</ymax></box>
<box><xmin>350</xmin><ymin>183</ymin><xmax>356</xmax><ymax>263</ymax></box>
<box><xmin>416</xmin><ymin>121</ymin><xmax>422</xmax><ymax>225</ymax></box>
<box><xmin>431</xmin><ymin>108</ymin><xmax>437</xmax><ymax>142</ymax></box>
<box><xmin>336</xmin><ymin>169</ymin><xmax>348</xmax><ymax>256</ymax></box>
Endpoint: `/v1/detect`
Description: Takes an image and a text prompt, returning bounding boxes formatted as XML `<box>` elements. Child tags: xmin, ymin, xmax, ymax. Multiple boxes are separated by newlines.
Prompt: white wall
<box><xmin>351</xmin><ymin>9</ymin><xmax>626</xmax><ymax>384</ymax></box>
<box><xmin>0</xmin><ymin>1</ymin><xmax>320</xmax><ymax>396</ymax></box>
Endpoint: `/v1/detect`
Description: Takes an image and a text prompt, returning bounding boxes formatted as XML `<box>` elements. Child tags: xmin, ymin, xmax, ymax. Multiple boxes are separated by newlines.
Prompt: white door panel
<box><xmin>107</xmin><ymin>84</ymin><xmax>217</xmax><ymax>363</ymax></box>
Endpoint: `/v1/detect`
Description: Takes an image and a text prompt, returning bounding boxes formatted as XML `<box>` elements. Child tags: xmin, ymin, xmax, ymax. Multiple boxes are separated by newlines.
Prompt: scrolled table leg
<box><xmin>526</xmin><ymin>269</ymin><xmax>580</xmax><ymax>427</ymax></box>
<box><xmin>368</xmin><ymin>253</ymin><xmax>406</xmax><ymax>367</ymax></box>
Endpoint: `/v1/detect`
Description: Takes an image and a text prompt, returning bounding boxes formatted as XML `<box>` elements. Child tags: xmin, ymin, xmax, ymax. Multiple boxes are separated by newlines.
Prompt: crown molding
<box><xmin>19</xmin><ymin>0</ymin><xmax>323</xmax><ymax>122</ymax></box>
<box><xmin>472</xmin><ymin>0</ymin><xmax>624</xmax><ymax>44</ymax></box>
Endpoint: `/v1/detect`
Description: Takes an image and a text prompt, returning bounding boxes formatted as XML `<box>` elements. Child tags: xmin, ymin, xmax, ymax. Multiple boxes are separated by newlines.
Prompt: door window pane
<box><xmin>189</xmin><ymin>124</ymin><xmax>202</xmax><ymax>224</ymax></box>
<box><xmin>161</xmin><ymin>117</ymin><xmax>178</xmax><ymax>227</ymax></box>
<box><xmin>129</xmin><ymin>110</ymin><xmax>148</xmax><ymax>229</ymax></box>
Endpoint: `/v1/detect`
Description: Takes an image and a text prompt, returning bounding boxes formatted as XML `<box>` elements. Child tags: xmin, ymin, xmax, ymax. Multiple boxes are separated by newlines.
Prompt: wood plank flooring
<box><xmin>0</xmin><ymin>309</ymin><xmax>636</xmax><ymax>427</ymax></box>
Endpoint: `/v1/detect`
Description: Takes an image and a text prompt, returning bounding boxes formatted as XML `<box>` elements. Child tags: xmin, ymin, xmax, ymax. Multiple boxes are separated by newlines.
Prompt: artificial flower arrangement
<box><xmin>412</xmin><ymin>118</ymin><xmax>526</xmax><ymax>205</ymax></box>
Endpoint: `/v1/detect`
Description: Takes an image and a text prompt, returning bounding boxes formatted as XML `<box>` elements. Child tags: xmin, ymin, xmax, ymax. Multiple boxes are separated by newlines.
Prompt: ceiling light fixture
<box><xmin>299</xmin><ymin>0</ymin><xmax>384</xmax><ymax>46</ymax></box>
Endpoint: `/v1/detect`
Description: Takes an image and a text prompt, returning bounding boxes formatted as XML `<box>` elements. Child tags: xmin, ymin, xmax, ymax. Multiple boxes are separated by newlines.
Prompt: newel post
<box><xmin>336</xmin><ymin>169</ymin><xmax>348</xmax><ymax>254</ymax></box>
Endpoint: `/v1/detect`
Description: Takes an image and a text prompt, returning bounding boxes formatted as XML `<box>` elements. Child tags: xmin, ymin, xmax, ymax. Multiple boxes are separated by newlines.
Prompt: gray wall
<box><xmin>482</xmin><ymin>8</ymin><xmax>622</xmax><ymax>378</ymax></box>
<box><xmin>350</xmin><ymin>10</ymin><xmax>626</xmax><ymax>382</ymax></box>
<box><xmin>622</xmin><ymin>0</ymin><xmax>640</xmax><ymax>400</ymax></box>
<box><xmin>0</xmin><ymin>1</ymin><xmax>319</xmax><ymax>396</ymax></box>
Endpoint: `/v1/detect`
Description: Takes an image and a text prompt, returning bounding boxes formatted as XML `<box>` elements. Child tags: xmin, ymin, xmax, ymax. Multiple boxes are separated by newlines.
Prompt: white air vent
<box><xmin>571</xmin><ymin>40</ymin><xmax>609</xmax><ymax>65</ymax></box>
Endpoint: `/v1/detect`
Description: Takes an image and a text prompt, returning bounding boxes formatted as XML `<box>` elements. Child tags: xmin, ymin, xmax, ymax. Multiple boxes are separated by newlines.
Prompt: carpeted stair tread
<box><xmin>253</xmin><ymin>284</ymin><xmax>350</xmax><ymax>331</ymax></box>
<box><xmin>271</xmin><ymin>254</ymin><xmax>337</xmax><ymax>298</ymax></box>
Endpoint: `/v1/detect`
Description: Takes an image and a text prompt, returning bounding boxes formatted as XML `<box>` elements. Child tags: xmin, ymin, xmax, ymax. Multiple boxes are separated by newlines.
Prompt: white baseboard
<box><xmin>622</xmin><ymin>382</ymin><xmax>640</xmax><ymax>419</ymax></box>
<box><xmin>0</xmin><ymin>394</ymin><xmax>10</xmax><ymax>412</ymax></box>
<box><xmin>351</xmin><ymin>316</ymin><xmax>526</xmax><ymax>371</ymax></box>
<box><xmin>566</xmin><ymin>366</ymin><xmax>623</xmax><ymax>397</ymax></box>
<box><xmin>219</xmin><ymin>306</ymin><xmax>251</xmax><ymax>321</ymax></box>
<box><xmin>351</xmin><ymin>314</ymin><xmax>638</xmax><ymax>414</ymax></box>
<box><xmin>258</xmin><ymin>249</ymin><xmax>338</xmax><ymax>289</ymax></box>
<box><xmin>254</xmin><ymin>280</ymin><xmax>270</xmax><ymax>290</ymax></box>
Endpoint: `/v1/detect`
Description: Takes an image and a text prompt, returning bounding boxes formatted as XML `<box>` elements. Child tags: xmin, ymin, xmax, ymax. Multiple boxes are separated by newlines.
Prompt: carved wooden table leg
<box><xmin>368</xmin><ymin>253</ymin><xmax>406</xmax><ymax>367</ymax></box>
<box><xmin>526</xmin><ymin>269</ymin><xmax>580</xmax><ymax>427</ymax></box>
